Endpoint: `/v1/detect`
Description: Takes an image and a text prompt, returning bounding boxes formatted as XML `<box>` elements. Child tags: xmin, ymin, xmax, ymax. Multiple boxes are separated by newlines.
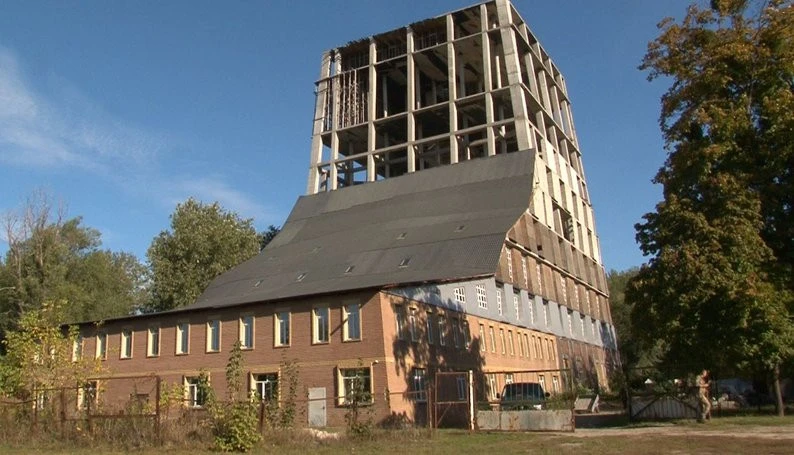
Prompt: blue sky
<box><xmin>0</xmin><ymin>0</ymin><xmax>694</xmax><ymax>272</ymax></box>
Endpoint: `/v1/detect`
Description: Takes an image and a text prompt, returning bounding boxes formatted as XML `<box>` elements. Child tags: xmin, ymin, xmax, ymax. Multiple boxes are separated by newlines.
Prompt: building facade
<box><xmin>75</xmin><ymin>0</ymin><xmax>618</xmax><ymax>427</ymax></box>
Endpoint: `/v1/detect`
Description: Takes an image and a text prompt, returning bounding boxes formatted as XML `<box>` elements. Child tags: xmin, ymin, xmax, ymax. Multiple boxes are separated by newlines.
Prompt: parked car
<box><xmin>498</xmin><ymin>382</ymin><xmax>550</xmax><ymax>410</ymax></box>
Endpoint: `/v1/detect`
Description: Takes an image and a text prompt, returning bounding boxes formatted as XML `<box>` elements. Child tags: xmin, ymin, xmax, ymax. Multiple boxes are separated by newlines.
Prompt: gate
<box><xmin>432</xmin><ymin>371</ymin><xmax>474</xmax><ymax>429</ymax></box>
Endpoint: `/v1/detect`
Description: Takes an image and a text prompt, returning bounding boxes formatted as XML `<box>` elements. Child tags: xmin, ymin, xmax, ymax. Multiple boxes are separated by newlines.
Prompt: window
<box><xmin>72</xmin><ymin>335</ymin><xmax>83</xmax><ymax>362</ymax></box>
<box><xmin>523</xmin><ymin>333</ymin><xmax>530</xmax><ymax>358</ymax></box>
<box><xmin>567</xmin><ymin>310</ymin><xmax>573</xmax><ymax>336</ymax></box>
<box><xmin>395</xmin><ymin>305</ymin><xmax>406</xmax><ymax>340</ymax></box>
<box><xmin>206</xmin><ymin>320</ymin><xmax>221</xmax><ymax>353</ymax></box>
<box><xmin>479</xmin><ymin>324</ymin><xmax>486</xmax><ymax>352</ymax></box>
<box><xmin>456</xmin><ymin>376</ymin><xmax>468</xmax><ymax>401</ymax></box>
<box><xmin>521</xmin><ymin>256</ymin><xmax>528</xmax><ymax>288</ymax></box>
<box><xmin>120</xmin><ymin>330</ymin><xmax>133</xmax><ymax>359</ymax></box>
<box><xmin>252</xmin><ymin>373</ymin><xmax>278</xmax><ymax>401</ymax></box>
<box><xmin>426</xmin><ymin>312</ymin><xmax>434</xmax><ymax>344</ymax></box>
<box><xmin>338</xmin><ymin>367</ymin><xmax>372</xmax><ymax>405</ymax></box>
<box><xmin>452</xmin><ymin>318</ymin><xmax>460</xmax><ymax>348</ymax></box>
<box><xmin>489</xmin><ymin>326</ymin><xmax>496</xmax><ymax>352</ymax></box>
<box><xmin>313</xmin><ymin>306</ymin><xmax>329</xmax><ymax>344</ymax></box>
<box><xmin>535</xmin><ymin>263</ymin><xmax>543</xmax><ymax>294</ymax></box>
<box><xmin>475</xmin><ymin>284</ymin><xmax>487</xmax><ymax>309</ymax></box>
<box><xmin>508</xmin><ymin>330</ymin><xmax>515</xmax><ymax>356</ymax></box>
<box><xmin>185</xmin><ymin>376</ymin><xmax>207</xmax><ymax>408</ymax></box>
<box><xmin>535</xmin><ymin>336</ymin><xmax>543</xmax><ymax>359</ymax></box>
<box><xmin>409</xmin><ymin>308</ymin><xmax>419</xmax><ymax>341</ymax></box>
<box><xmin>410</xmin><ymin>368</ymin><xmax>427</xmax><ymax>402</ymax></box>
<box><xmin>438</xmin><ymin>315</ymin><xmax>447</xmax><ymax>346</ymax></box>
<box><xmin>343</xmin><ymin>303</ymin><xmax>361</xmax><ymax>341</ymax></box>
<box><xmin>528</xmin><ymin>297</ymin><xmax>535</xmax><ymax>324</ymax></box>
<box><xmin>513</xmin><ymin>293</ymin><xmax>521</xmax><ymax>321</ymax></box>
<box><xmin>580</xmin><ymin>314</ymin><xmax>586</xmax><ymax>338</ymax></box>
<box><xmin>496</xmin><ymin>289</ymin><xmax>503</xmax><ymax>315</ymax></box>
<box><xmin>463</xmin><ymin>320</ymin><xmax>471</xmax><ymax>349</ymax></box>
<box><xmin>517</xmin><ymin>332</ymin><xmax>524</xmax><ymax>357</ymax></box>
<box><xmin>240</xmin><ymin>315</ymin><xmax>254</xmax><ymax>349</ymax></box>
<box><xmin>77</xmin><ymin>380</ymin><xmax>98</xmax><ymax>410</ymax></box>
<box><xmin>538</xmin><ymin>375</ymin><xmax>545</xmax><ymax>391</ymax></box>
<box><xmin>547</xmin><ymin>338</ymin><xmax>554</xmax><ymax>360</ymax></box>
<box><xmin>176</xmin><ymin>323</ymin><xmax>189</xmax><ymax>355</ymax></box>
<box><xmin>275</xmin><ymin>311</ymin><xmax>290</xmax><ymax>346</ymax></box>
<box><xmin>543</xmin><ymin>299</ymin><xmax>549</xmax><ymax>326</ymax></box>
<box><xmin>552</xmin><ymin>375</ymin><xmax>559</xmax><ymax>393</ymax></box>
<box><xmin>96</xmin><ymin>332</ymin><xmax>107</xmax><ymax>360</ymax></box>
<box><xmin>506</xmin><ymin>249</ymin><xmax>514</xmax><ymax>281</ymax></box>
<box><xmin>147</xmin><ymin>327</ymin><xmax>160</xmax><ymax>357</ymax></box>
<box><xmin>505</xmin><ymin>373</ymin><xmax>514</xmax><ymax>385</ymax></box>
<box><xmin>560</xmin><ymin>276</ymin><xmax>568</xmax><ymax>304</ymax></box>
<box><xmin>499</xmin><ymin>328</ymin><xmax>506</xmax><ymax>354</ymax></box>
<box><xmin>454</xmin><ymin>287</ymin><xmax>466</xmax><ymax>304</ymax></box>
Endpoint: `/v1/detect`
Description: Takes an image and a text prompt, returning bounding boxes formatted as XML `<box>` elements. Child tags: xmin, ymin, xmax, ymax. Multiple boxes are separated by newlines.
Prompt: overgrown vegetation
<box><xmin>343</xmin><ymin>363</ymin><xmax>374</xmax><ymax>439</ymax></box>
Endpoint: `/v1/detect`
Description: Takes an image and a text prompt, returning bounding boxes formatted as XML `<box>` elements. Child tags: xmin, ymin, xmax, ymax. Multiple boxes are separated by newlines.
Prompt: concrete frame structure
<box><xmin>72</xmin><ymin>0</ymin><xmax>618</xmax><ymax>428</ymax></box>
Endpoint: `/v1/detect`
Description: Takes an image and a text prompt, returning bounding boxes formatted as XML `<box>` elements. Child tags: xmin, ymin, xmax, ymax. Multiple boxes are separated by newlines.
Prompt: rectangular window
<box><xmin>543</xmin><ymin>299</ymin><xmax>550</xmax><ymax>326</ymax></box>
<box><xmin>547</xmin><ymin>338</ymin><xmax>554</xmax><ymax>360</ymax></box>
<box><xmin>507</xmin><ymin>330</ymin><xmax>515</xmax><ymax>356</ymax></box>
<box><xmin>517</xmin><ymin>332</ymin><xmax>524</xmax><ymax>357</ymax></box>
<box><xmin>395</xmin><ymin>305</ymin><xmax>406</xmax><ymax>340</ymax></box>
<box><xmin>538</xmin><ymin>374</ymin><xmax>545</xmax><ymax>391</ymax></box>
<box><xmin>96</xmin><ymin>332</ymin><xmax>107</xmax><ymax>360</ymax></box>
<box><xmin>343</xmin><ymin>303</ymin><xmax>361</xmax><ymax>341</ymax></box>
<box><xmin>410</xmin><ymin>368</ymin><xmax>427</xmax><ymax>402</ymax></box>
<box><xmin>72</xmin><ymin>335</ymin><xmax>83</xmax><ymax>362</ymax></box>
<box><xmin>206</xmin><ymin>319</ymin><xmax>221</xmax><ymax>353</ymax></box>
<box><xmin>240</xmin><ymin>315</ymin><xmax>254</xmax><ymax>349</ymax></box>
<box><xmin>536</xmin><ymin>336</ymin><xmax>543</xmax><ymax>359</ymax></box>
<box><xmin>147</xmin><ymin>327</ymin><xmax>160</xmax><ymax>357</ymax></box>
<box><xmin>185</xmin><ymin>376</ymin><xmax>206</xmax><ymax>408</ymax></box>
<box><xmin>479</xmin><ymin>323</ymin><xmax>486</xmax><ymax>352</ymax></box>
<box><xmin>438</xmin><ymin>315</ymin><xmax>447</xmax><ymax>346</ymax></box>
<box><xmin>513</xmin><ymin>293</ymin><xmax>521</xmax><ymax>321</ymax></box>
<box><xmin>426</xmin><ymin>312</ymin><xmax>434</xmax><ymax>344</ymax></box>
<box><xmin>463</xmin><ymin>320</ymin><xmax>471</xmax><ymax>349</ymax></box>
<box><xmin>338</xmin><ymin>367</ymin><xmax>372</xmax><ymax>405</ymax></box>
<box><xmin>523</xmin><ymin>333</ymin><xmax>530</xmax><ymax>358</ymax></box>
<box><xmin>120</xmin><ymin>330</ymin><xmax>133</xmax><ymax>359</ymax></box>
<box><xmin>275</xmin><ymin>311</ymin><xmax>290</xmax><ymax>346</ymax></box>
<box><xmin>454</xmin><ymin>286</ymin><xmax>466</xmax><ymax>304</ymax></box>
<box><xmin>506</xmin><ymin>249</ymin><xmax>514</xmax><ymax>281</ymax></box>
<box><xmin>560</xmin><ymin>276</ymin><xmax>568</xmax><ymax>304</ymax></box>
<box><xmin>580</xmin><ymin>315</ymin><xmax>586</xmax><ymax>338</ymax></box>
<box><xmin>475</xmin><ymin>284</ymin><xmax>487</xmax><ymax>309</ymax></box>
<box><xmin>528</xmin><ymin>297</ymin><xmax>535</xmax><ymax>324</ymax></box>
<box><xmin>552</xmin><ymin>375</ymin><xmax>559</xmax><ymax>393</ymax></box>
<box><xmin>456</xmin><ymin>376</ymin><xmax>468</xmax><ymax>401</ymax></box>
<box><xmin>499</xmin><ymin>328</ymin><xmax>506</xmax><ymax>354</ymax></box>
<box><xmin>409</xmin><ymin>308</ymin><xmax>419</xmax><ymax>341</ymax></box>
<box><xmin>536</xmin><ymin>263</ymin><xmax>543</xmax><ymax>294</ymax></box>
<box><xmin>77</xmin><ymin>380</ymin><xmax>98</xmax><ymax>411</ymax></box>
<box><xmin>452</xmin><ymin>318</ymin><xmax>460</xmax><ymax>348</ymax></box>
<box><xmin>521</xmin><ymin>256</ymin><xmax>528</xmax><ymax>288</ymax></box>
<box><xmin>489</xmin><ymin>326</ymin><xmax>496</xmax><ymax>352</ymax></box>
<box><xmin>496</xmin><ymin>289</ymin><xmax>503</xmax><ymax>315</ymax></box>
<box><xmin>313</xmin><ymin>306</ymin><xmax>329</xmax><ymax>344</ymax></box>
<box><xmin>568</xmin><ymin>310</ymin><xmax>574</xmax><ymax>336</ymax></box>
<box><xmin>176</xmin><ymin>323</ymin><xmax>189</xmax><ymax>355</ymax></box>
<box><xmin>252</xmin><ymin>373</ymin><xmax>278</xmax><ymax>401</ymax></box>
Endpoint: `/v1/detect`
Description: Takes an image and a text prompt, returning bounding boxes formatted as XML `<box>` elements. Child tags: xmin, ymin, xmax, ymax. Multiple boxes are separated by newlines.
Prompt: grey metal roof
<box><xmin>187</xmin><ymin>151</ymin><xmax>536</xmax><ymax>311</ymax></box>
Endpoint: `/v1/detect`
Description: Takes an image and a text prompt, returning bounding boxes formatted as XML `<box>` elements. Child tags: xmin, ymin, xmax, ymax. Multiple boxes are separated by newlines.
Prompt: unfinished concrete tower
<box><xmin>306</xmin><ymin>0</ymin><xmax>617</xmax><ymax>386</ymax></box>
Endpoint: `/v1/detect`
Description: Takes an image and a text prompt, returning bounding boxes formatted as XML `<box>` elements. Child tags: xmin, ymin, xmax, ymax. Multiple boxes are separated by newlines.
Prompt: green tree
<box><xmin>631</xmin><ymin>0</ymin><xmax>794</xmax><ymax>415</ymax></box>
<box><xmin>607</xmin><ymin>268</ymin><xmax>660</xmax><ymax>372</ymax></box>
<box><xmin>258</xmin><ymin>225</ymin><xmax>280</xmax><ymax>251</ymax></box>
<box><xmin>146</xmin><ymin>198</ymin><xmax>260</xmax><ymax>312</ymax></box>
<box><xmin>0</xmin><ymin>192</ymin><xmax>148</xmax><ymax>338</ymax></box>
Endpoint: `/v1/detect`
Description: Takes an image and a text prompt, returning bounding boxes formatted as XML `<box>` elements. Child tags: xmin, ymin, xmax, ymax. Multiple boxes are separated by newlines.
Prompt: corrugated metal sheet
<box><xmin>187</xmin><ymin>151</ymin><xmax>536</xmax><ymax>311</ymax></box>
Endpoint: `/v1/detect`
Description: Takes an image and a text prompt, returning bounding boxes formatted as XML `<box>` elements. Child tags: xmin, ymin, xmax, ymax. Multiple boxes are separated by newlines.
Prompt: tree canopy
<box><xmin>146</xmin><ymin>198</ymin><xmax>261</xmax><ymax>312</ymax></box>
<box><xmin>0</xmin><ymin>193</ymin><xmax>148</xmax><ymax>337</ymax></box>
<box><xmin>629</xmin><ymin>0</ymin><xmax>793</xmax><ymax>412</ymax></box>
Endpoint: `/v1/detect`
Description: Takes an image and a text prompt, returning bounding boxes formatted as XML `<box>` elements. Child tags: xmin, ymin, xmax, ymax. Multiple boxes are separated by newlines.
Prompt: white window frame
<box><xmin>274</xmin><ymin>310</ymin><xmax>291</xmax><ymax>347</ymax></box>
<box><xmin>479</xmin><ymin>323</ymin><xmax>486</xmax><ymax>352</ymax></box>
<box><xmin>337</xmin><ymin>367</ymin><xmax>373</xmax><ymax>406</ymax></box>
<box><xmin>313</xmin><ymin>306</ymin><xmax>330</xmax><ymax>344</ymax></box>
<box><xmin>176</xmin><ymin>322</ymin><xmax>189</xmax><ymax>355</ymax></box>
<box><xmin>147</xmin><ymin>326</ymin><xmax>160</xmax><ymax>357</ymax></box>
<box><xmin>452</xmin><ymin>318</ymin><xmax>460</xmax><ymax>348</ymax></box>
<box><xmin>454</xmin><ymin>286</ymin><xmax>466</xmax><ymax>304</ymax></box>
<box><xmin>342</xmin><ymin>303</ymin><xmax>361</xmax><ymax>341</ymax></box>
<box><xmin>513</xmin><ymin>293</ymin><xmax>520</xmax><ymax>321</ymax></box>
<box><xmin>206</xmin><ymin>319</ymin><xmax>221</xmax><ymax>353</ymax></box>
<box><xmin>409</xmin><ymin>308</ymin><xmax>419</xmax><ymax>341</ymax></box>
<box><xmin>395</xmin><ymin>305</ymin><xmax>406</xmax><ymax>340</ymax></box>
<box><xmin>496</xmin><ymin>289</ymin><xmax>503</xmax><ymax>316</ymax></box>
<box><xmin>521</xmin><ymin>256</ymin><xmax>528</xmax><ymax>288</ymax></box>
<box><xmin>499</xmin><ymin>328</ymin><xmax>506</xmax><ymax>354</ymax></box>
<box><xmin>120</xmin><ymin>329</ymin><xmax>133</xmax><ymax>359</ymax></box>
<box><xmin>96</xmin><ymin>332</ymin><xmax>107</xmax><ymax>360</ymax></box>
<box><xmin>251</xmin><ymin>372</ymin><xmax>279</xmax><ymax>402</ymax></box>
<box><xmin>507</xmin><ymin>330</ymin><xmax>515</xmax><ymax>356</ymax></box>
<box><xmin>77</xmin><ymin>380</ymin><xmax>98</xmax><ymax>411</ymax></box>
<box><xmin>506</xmin><ymin>249</ymin><xmax>514</xmax><ymax>281</ymax></box>
<box><xmin>535</xmin><ymin>263</ymin><xmax>543</xmax><ymax>294</ymax></box>
<box><xmin>475</xmin><ymin>284</ymin><xmax>487</xmax><ymax>309</ymax></box>
<box><xmin>489</xmin><ymin>326</ymin><xmax>496</xmax><ymax>353</ymax></box>
<box><xmin>438</xmin><ymin>315</ymin><xmax>447</xmax><ymax>346</ymax></box>
<box><xmin>426</xmin><ymin>312</ymin><xmax>434</xmax><ymax>345</ymax></box>
<box><xmin>239</xmin><ymin>314</ymin><xmax>255</xmax><ymax>349</ymax></box>
<box><xmin>410</xmin><ymin>368</ymin><xmax>427</xmax><ymax>402</ymax></box>
<box><xmin>184</xmin><ymin>376</ymin><xmax>206</xmax><ymax>408</ymax></box>
<box><xmin>72</xmin><ymin>335</ymin><xmax>83</xmax><ymax>362</ymax></box>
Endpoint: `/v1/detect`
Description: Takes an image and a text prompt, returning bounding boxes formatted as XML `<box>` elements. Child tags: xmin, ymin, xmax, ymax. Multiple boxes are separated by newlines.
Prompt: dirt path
<box><xmin>567</xmin><ymin>424</ymin><xmax>794</xmax><ymax>440</ymax></box>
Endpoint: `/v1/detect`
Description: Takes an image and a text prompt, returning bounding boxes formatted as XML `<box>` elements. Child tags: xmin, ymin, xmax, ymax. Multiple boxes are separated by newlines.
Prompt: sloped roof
<box><xmin>187</xmin><ymin>151</ymin><xmax>536</xmax><ymax>311</ymax></box>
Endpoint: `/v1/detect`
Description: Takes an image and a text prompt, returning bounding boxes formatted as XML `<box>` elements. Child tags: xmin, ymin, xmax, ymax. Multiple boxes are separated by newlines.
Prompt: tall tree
<box><xmin>258</xmin><ymin>225</ymin><xmax>281</xmax><ymax>251</ymax></box>
<box><xmin>0</xmin><ymin>192</ymin><xmax>148</xmax><ymax>336</ymax></box>
<box><xmin>607</xmin><ymin>268</ymin><xmax>660</xmax><ymax>373</ymax></box>
<box><xmin>146</xmin><ymin>198</ymin><xmax>260</xmax><ymax>312</ymax></box>
<box><xmin>630</xmin><ymin>0</ymin><xmax>794</xmax><ymax>415</ymax></box>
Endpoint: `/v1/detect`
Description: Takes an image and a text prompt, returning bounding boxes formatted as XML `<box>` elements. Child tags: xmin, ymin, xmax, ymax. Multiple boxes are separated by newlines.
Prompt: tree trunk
<box><xmin>773</xmin><ymin>363</ymin><xmax>784</xmax><ymax>417</ymax></box>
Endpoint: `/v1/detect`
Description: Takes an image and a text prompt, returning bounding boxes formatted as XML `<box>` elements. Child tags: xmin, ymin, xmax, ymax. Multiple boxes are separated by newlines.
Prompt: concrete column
<box><xmin>367</xmin><ymin>39</ymin><xmax>377</xmax><ymax>182</ymax></box>
<box><xmin>406</xmin><ymin>27</ymin><xmax>417</xmax><ymax>173</ymax></box>
<box><xmin>496</xmin><ymin>0</ymin><xmax>532</xmax><ymax>151</ymax></box>
<box><xmin>447</xmin><ymin>14</ymin><xmax>459</xmax><ymax>164</ymax></box>
<box><xmin>307</xmin><ymin>51</ymin><xmax>333</xmax><ymax>194</ymax></box>
<box><xmin>480</xmin><ymin>4</ymin><xmax>496</xmax><ymax>157</ymax></box>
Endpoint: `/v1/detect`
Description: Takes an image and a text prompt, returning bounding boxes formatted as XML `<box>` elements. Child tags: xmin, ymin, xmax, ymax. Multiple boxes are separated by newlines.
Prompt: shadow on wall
<box><xmin>389</xmin><ymin>284</ymin><xmax>486</xmax><ymax>426</ymax></box>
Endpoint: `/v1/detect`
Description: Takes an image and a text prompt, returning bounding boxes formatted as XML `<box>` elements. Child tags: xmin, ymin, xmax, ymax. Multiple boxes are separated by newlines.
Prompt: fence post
<box><xmin>155</xmin><ymin>376</ymin><xmax>161</xmax><ymax>446</ymax></box>
<box><xmin>60</xmin><ymin>388</ymin><xmax>66</xmax><ymax>438</ymax></box>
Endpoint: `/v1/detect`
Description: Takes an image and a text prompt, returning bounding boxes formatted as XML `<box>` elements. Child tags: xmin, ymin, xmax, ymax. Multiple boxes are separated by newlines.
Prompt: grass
<box><xmin>2</xmin><ymin>415</ymin><xmax>793</xmax><ymax>454</ymax></box>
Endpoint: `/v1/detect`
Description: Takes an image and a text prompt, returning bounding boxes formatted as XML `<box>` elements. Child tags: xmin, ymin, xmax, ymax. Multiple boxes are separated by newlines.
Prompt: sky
<box><xmin>0</xmin><ymin>0</ymin><xmax>696</xmax><ymax>272</ymax></box>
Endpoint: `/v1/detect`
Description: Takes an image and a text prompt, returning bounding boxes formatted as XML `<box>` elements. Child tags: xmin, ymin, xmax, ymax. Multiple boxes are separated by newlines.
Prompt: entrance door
<box><xmin>308</xmin><ymin>387</ymin><xmax>326</xmax><ymax>427</ymax></box>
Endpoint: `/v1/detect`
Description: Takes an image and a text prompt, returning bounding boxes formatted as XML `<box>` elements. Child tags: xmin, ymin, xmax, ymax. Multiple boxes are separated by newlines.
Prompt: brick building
<box><xmin>74</xmin><ymin>0</ymin><xmax>618</xmax><ymax>427</ymax></box>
